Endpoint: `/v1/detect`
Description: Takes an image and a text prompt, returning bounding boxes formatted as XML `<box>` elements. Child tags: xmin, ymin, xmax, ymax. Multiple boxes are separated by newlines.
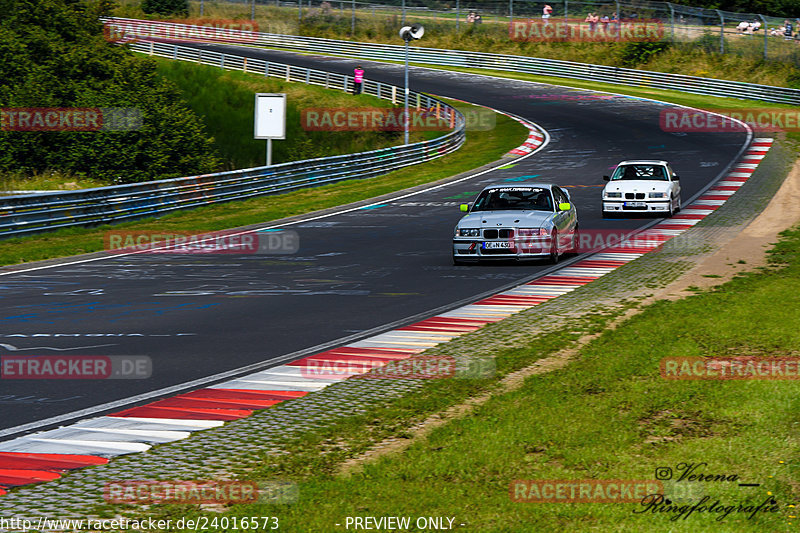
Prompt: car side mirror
<box><xmin>460</xmin><ymin>203</ymin><xmax>471</xmax><ymax>212</ymax></box>
<box><xmin>558</xmin><ymin>202</ymin><xmax>571</xmax><ymax>211</ymax></box>
<box><xmin>603</xmin><ymin>175</ymin><xmax>610</xmax><ymax>181</ymax></box>
<box><xmin>673</xmin><ymin>174</ymin><xmax>680</xmax><ymax>181</ymax></box>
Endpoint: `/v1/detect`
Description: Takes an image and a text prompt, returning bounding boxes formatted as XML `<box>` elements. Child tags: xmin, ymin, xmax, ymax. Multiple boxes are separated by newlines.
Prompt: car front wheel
<box><xmin>548</xmin><ymin>230</ymin><xmax>560</xmax><ymax>264</ymax></box>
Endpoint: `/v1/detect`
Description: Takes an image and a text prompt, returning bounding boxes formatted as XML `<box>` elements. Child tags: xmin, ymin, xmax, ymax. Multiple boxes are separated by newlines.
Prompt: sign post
<box><xmin>254</xmin><ymin>93</ymin><xmax>286</xmax><ymax>166</ymax></box>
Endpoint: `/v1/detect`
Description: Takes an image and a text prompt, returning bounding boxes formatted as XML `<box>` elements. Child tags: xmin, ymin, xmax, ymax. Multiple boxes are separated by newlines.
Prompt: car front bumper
<box><xmin>602</xmin><ymin>199</ymin><xmax>671</xmax><ymax>213</ymax></box>
<box><xmin>452</xmin><ymin>237</ymin><xmax>552</xmax><ymax>260</ymax></box>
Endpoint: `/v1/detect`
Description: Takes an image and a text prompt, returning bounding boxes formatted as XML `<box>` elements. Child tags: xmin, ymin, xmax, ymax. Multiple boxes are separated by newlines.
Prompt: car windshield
<box><xmin>611</xmin><ymin>165</ymin><xmax>668</xmax><ymax>181</ymax></box>
<box><xmin>472</xmin><ymin>187</ymin><xmax>553</xmax><ymax>212</ymax></box>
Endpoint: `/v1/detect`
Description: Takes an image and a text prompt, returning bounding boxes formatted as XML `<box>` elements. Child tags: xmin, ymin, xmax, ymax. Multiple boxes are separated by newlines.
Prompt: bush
<box><xmin>0</xmin><ymin>0</ymin><xmax>219</xmax><ymax>183</ymax></box>
<box><xmin>141</xmin><ymin>0</ymin><xmax>188</xmax><ymax>16</ymax></box>
<box><xmin>618</xmin><ymin>41</ymin><xmax>672</xmax><ymax>67</ymax></box>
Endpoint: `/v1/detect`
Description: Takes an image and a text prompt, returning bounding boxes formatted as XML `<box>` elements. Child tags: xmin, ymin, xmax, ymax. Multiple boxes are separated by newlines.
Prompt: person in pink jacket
<box><xmin>353</xmin><ymin>66</ymin><xmax>364</xmax><ymax>95</ymax></box>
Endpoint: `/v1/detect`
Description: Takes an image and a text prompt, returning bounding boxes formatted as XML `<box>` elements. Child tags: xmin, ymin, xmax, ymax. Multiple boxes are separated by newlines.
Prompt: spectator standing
<box><xmin>542</xmin><ymin>4</ymin><xmax>553</xmax><ymax>25</ymax></box>
<box><xmin>585</xmin><ymin>12</ymin><xmax>598</xmax><ymax>33</ymax></box>
<box><xmin>353</xmin><ymin>65</ymin><xmax>364</xmax><ymax>95</ymax></box>
<box><xmin>600</xmin><ymin>13</ymin><xmax>609</xmax><ymax>31</ymax></box>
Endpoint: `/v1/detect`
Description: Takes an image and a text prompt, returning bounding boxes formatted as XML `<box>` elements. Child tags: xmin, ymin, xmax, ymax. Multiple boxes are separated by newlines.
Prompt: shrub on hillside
<box><xmin>0</xmin><ymin>0</ymin><xmax>219</xmax><ymax>183</ymax></box>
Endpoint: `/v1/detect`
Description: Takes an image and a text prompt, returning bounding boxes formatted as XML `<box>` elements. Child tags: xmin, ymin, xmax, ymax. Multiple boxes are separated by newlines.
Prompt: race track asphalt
<box><xmin>0</xmin><ymin>45</ymin><xmax>748</xmax><ymax>437</ymax></box>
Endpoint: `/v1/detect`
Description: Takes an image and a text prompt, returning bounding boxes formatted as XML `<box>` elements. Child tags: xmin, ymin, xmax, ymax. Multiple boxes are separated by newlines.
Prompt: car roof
<box><xmin>616</xmin><ymin>160</ymin><xmax>670</xmax><ymax>166</ymax></box>
<box><xmin>480</xmin><ymin>183</ymin><xmax>555</xmax><ymax>191</ymax></box>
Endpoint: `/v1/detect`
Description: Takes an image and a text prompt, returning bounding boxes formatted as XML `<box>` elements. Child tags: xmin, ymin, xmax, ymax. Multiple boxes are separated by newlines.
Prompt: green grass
<box><xmin>0</xmin><ymin>98</ymin><xmax>524</xmax><ymax>266</ymax></box>
<box><xmin>142</xmin><ymin>226</ymin><xmax>800</xmax><ymax>533</ymax></box>
<box><xmin>112</xmin><ymin>1</ymin><xmax>800</xmax><ymax>89</ymax></box>
<box><xmin>154</xmin><ymin>58</ymin><xmax>430</xmax><ymax>170</ymax></box>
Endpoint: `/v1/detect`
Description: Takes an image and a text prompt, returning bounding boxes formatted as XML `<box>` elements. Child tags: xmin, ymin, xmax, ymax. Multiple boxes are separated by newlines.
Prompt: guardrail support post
<box><xmin>149</xmin><ymin>41</ymin><xmax>154</xmax><ymax>55</ymax></box>
<box><xmin>286</xmin><ymin>65</ymin><xmax>291</xmax><ymax>81</ymax></box>
<box><xmin>325</xmin><ymin>72</ymin><xmax>329</xmax><ymax>88</ymax></box>
<box><xmin>265</xmin><ymin>60</ymin><xmax>270</xmax><ymax>77</ymax></box>
<box><xmin>243</xmin><ymin>57</ymin><xmax>248</xmax><ymax>72</ymax></box>
<box><xmin>221</xmin><ymin>53</ymin><xmax>225</xmax><ymax>69</ymax></box>
<box><xmin>716</xmin><ymin>10</ymin><xmax>725</xmax><ymax>54</ymax></box>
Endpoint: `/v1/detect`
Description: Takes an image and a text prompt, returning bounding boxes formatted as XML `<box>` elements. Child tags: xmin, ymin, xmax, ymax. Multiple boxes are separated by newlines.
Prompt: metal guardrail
<box><xmin>0</xmin><ymin>41</ymin><xmax>465</xmax><ymax>239</ymax></box>
<box><xmin>105</xmin><ymin>17</ymin><xmax>800</xmax><ymax>105</ymax></box>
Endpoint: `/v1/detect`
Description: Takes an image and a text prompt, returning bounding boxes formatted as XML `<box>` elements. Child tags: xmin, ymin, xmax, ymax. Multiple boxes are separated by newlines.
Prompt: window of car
<box><xmin>611</xmin><ymin>164</ymin><xmax>669</xmax><ymax>181</ymax></box>
<box><xmin>553</xmin><ymin>187</ymin><xmax>569</xmax><ymax>206</ymax></box>
<box><xmin>472</xmin><ymin>187</ymin><xmax>554</xmax><ymax>212</ymax></box>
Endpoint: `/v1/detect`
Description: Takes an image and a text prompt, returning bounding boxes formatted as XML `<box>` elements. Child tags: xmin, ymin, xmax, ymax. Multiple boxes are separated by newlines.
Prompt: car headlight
<box><xmin>516</xmin><ymin>228</ymin><xmax>549</xmax><ymax>237</ymax></box>
<box><xmin>605</xmin><ymin>192</ymin><xmax>622</xmax><ymax>198</ymax></box>
<box><xmin>458</xmin><ymin>228</ymin><xmax>481</xmax><ymax>237</ymax></box>
<box><xmin>649</xmin><ymin>192</ymin><xmax>666</xmax><ymax>198</ymax></box>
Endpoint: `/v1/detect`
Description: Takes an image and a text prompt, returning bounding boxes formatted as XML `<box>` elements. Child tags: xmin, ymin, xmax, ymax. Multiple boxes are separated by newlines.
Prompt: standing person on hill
<box><xmin>353</xmin><ymin>65</ymin><xmax>364</xmax><ymax>95</ymax></box>
<box><xmin>542</xmin><ymin>4</ymin><xmax>553</xmax><ymax>25</ymax></box>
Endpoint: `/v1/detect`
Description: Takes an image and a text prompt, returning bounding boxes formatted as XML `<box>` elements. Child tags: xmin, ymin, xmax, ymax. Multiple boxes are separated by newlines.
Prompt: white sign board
<box><xmin>254</xmin><ymin>93</ymin><xmax>286</xmax><ymax>139</ymax></box>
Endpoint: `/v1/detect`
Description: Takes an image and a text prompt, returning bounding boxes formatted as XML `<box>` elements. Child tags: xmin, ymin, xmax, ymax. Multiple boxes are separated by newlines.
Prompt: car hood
<box><xmin>458</xmin><ymin>210</ymin><xmax>553</xmax><ymax>227</ymax></box>
<box><xmin>604</xmin><ymin>180</ymin><xmax>671</xmax><ymax>193</ymax></box>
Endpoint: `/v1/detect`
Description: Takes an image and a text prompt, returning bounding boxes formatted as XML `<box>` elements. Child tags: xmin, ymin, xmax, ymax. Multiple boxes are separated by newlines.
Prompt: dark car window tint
<box><xmin>611</xmin><ymin>165</ymin><xmax>668</xmax><ymax>181</ymax></box>
<box><xmin>472</xmin><ymin>188</ymin><xmax>553</xmax><ymax>212</ymax></box>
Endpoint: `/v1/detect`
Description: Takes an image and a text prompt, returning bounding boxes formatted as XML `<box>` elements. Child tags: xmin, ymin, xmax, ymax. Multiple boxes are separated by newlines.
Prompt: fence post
<box><xmin>667</xmin><ymin>2</ymin><xmax>674</xmax><ymax>42</ymax></box>
<box><xmin>351</xmin><ymin>0</ymin><xmax>355</xmax><ymax>34</ymax></box>
<box><xmin>759</xmin><ymin>14</ymin><xmax>767</xmax><ymax>60</ymax></box>
<box><xmin>716</xmin><ymin>10</ymin><xmax>724</xmax><ymax>54</ymax></box>
<box><xmin>456</xmin><ymin>0</ymin><xmax>460</xmax><ymax>32</ymax></box>
<box><xmin>509</xmin><ymin>0</ymin><xmax>513</xmax><ymax>25</ymax></box>
<box><xmin>615</xmin><ymin>0</ymin><xmax>620</xmax><ymax>41</ymax></box>
<box><xmin>251</xmin><ymin>0</ymin><xmax>255</xmax><ymax>20</ymax></box>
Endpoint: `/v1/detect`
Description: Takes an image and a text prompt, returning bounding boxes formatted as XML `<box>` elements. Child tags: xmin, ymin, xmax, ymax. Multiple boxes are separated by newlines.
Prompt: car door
<box><xmin>552</xmin><ymin>187</ymin><xmax>576</xmax><ymax>243</ymax></box>
<box><xmin>667</xmin><ymin>164</ymin><xmax>681</xmax><ymax>199</ymax></box>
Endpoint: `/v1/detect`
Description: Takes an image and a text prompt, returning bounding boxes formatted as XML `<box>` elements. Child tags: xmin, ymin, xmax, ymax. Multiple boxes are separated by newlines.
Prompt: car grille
<box><xmin>624</xmin><ymin>193</ymin><xmax>645</xmax><ymax>200</ymax></box>
<box><xmin>483</xmin><ymin>229</ymin><xmax>513</xmax><ymax>239</ymax></box>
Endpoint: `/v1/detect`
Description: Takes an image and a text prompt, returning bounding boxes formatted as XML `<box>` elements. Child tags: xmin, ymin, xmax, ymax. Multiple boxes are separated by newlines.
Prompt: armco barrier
<box><xmin>105</xmin><ymin>18</ymin><xmax>800</xmax><ymax>106</ymax></box>
<box><xmin>0</xmin><ymin>42</ymin><xmax>465</xmax><ymax>239</ymax></box>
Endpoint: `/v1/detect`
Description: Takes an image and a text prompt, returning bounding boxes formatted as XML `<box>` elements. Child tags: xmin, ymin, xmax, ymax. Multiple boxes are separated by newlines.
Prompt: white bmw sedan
<box><xmin>601</xmin><ymin>160</ymin><xmax>681</xmax><ymax>217</ymax></box>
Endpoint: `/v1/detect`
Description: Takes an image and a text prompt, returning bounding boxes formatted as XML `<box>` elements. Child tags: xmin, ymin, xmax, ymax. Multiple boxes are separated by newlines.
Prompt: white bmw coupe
<box><xmin>602</xmin><ymin>160</ymin><xmax>681</xmax><ymax>217</ymax></box>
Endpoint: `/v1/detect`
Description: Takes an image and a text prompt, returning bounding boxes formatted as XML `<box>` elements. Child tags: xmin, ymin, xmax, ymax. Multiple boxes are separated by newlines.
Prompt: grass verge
<box><xmin>154</xmin><ymin>58</ymin><xmax>432</xmax><ymax>170</ymax></box>
<box><xmin>141</xmin><ymin>220</ymin><xmax>800</xmax><ymax>532</ymax></box>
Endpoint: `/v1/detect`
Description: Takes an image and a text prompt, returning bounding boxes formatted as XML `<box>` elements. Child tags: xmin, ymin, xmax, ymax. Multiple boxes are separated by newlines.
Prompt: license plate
<box><xmin>624</xmin><ymin>201</ymin><xmax>646</xmax><ymax>207</ymax></box>
<box><xmin>482</xmin><ymin>241</ymin><xmax>513</xmax><ymax>249</ymax></box>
